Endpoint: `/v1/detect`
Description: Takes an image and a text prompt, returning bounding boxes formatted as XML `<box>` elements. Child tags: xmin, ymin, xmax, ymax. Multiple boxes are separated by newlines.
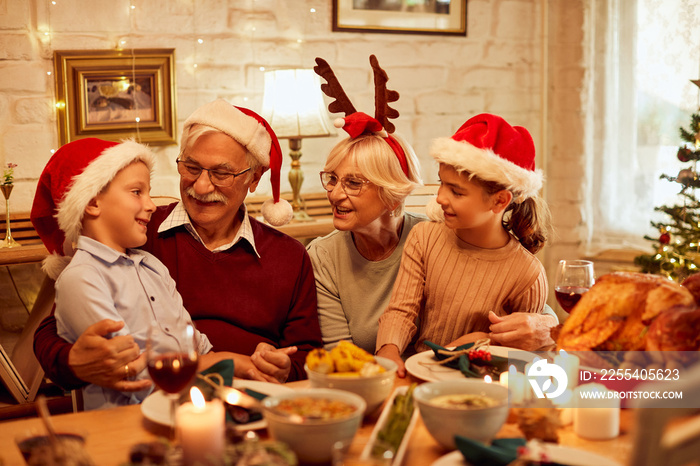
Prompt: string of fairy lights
<box><xmin>43</xmin><ymin>0</ymin><xmax>321</xmax><ymax>156</ymax></box>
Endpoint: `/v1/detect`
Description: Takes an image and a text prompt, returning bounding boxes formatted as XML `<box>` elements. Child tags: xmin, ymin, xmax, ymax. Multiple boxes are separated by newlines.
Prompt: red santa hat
<box><xmin>180</xmin><ymin>99</ymin><xmax>293</xmax><ymax>226</ymax></box>
<box><xmin>31</xmin><ymin>138</ymin><xmax>155</xmax><ymax>279</ymax></box>
<box><xmin>431</xmin><ymin>113</ymin><xmax>543</xmax><ymax>199</ymax></box>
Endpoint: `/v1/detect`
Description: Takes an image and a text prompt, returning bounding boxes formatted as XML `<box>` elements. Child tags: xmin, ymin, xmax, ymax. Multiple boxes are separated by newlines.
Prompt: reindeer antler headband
<box><xmin>314</xmin><ymin>55</ymin><xmax>409</xmax><ymax>177</ymax></box>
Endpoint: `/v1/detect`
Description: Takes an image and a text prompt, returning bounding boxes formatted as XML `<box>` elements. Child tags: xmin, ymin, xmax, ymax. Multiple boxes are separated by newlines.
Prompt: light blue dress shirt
<box><xmin>55</xmin><ymin>236</ymin><xmax>213</xmax><ymax>410</ymax></box>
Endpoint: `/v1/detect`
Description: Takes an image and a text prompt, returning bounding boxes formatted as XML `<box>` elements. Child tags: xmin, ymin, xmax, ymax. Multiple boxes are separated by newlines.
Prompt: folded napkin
<box><xmin>424</xmin><ymin>341</ymin><xmax>526</xmax><ymax>378</ymax></box>
<box><xmin>455</xmin><ymin>436</ymin><xmax>526</xmax><ymax>466</ymax></box>
<box><xmin>456</xmin><ymin>436</ymin><xmax>570</xmax><ymax>466</ymax></box>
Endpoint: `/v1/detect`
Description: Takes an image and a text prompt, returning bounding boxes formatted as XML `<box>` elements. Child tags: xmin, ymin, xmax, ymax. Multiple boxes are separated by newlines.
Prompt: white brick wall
<box><xmin>0</xmin><ymin>0</ymin><xmax>592</xmax><ymax>312</ymax></box>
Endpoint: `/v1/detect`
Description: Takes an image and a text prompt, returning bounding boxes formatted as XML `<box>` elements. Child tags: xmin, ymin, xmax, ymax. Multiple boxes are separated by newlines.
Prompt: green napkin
<box><xmin>423</xmin><ymin>341</ymin><xmax>526</xmax><ymax>378</ymax></box>
<box><xmin>454</xmin><ymin>436</ymin><xmax>526</xmax><ymax>466</ymax></box>
<box><xmin>196</xmin><ymin>359</ymin><xmax>235</xmax><ymax>398</ymax></box>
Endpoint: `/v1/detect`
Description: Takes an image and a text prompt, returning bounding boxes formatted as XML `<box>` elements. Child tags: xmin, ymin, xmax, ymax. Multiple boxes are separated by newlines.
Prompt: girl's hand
<box><xmin>376</xmin><ymin>344</ymin><xmax>406</xmax><ymax>378</ymax></box>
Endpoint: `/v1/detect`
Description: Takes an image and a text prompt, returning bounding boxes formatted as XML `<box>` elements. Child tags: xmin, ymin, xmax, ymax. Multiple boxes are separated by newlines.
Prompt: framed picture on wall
<box><xmin>332</xmin><ymin>0</ymin><xmax>467</xmax><ymax>36</ymax></box>
<box><xmin>54</xmin><ymin>49</ymin><xmax>177</xmax><ymax>146</ymax></box>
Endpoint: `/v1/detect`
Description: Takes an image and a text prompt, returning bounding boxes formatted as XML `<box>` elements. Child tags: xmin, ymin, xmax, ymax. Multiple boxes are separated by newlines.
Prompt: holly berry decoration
<box><xmin>678</xmin><ymin>146</ymin><xmax>692</xmax><ymax>162</ymax></box>
<box><xmin>467</xmin><ymin>348</ymin><xmax>492</xmax><ymax>362</ymax></box>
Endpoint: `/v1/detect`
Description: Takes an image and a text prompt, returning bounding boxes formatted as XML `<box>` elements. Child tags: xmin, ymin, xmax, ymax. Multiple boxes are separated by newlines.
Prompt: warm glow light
<box><xmin>193</xmin><ymin>63</ymin><xmax>198</xmax><ymax>68</ymax></box>
<box><xmin>50</xmin><ymin>149</ymin><xmax>56</xmax><ymax>154</ymax></box>
<box><xmin>197</xmin><ymin>38</ymin><xmax>203</xmax><ymax>44</ymax></box>
<box><xmin>190</xmin><ymin>386</ymin><xmax>205</xmax><ymax>409</ymax></box>
<box><xmin>259</xmin><ymin>66</ymin><xmax>265</xmax><ymax>71</ymax></box>
<box><xmin>135</xmin><ymin>117</ymin><xmax>141</xmax><ymax>123</ymax></box>
<box><xmin>130</xmin><ymin>4</ymin><xmax>136</xmax><ymax>9</ymax></box>
<box><xmin>225</xmin><ymin>390</ymin><xmax>243</xmax><ymax>406</ymax></box>
<box><xmin>55</xmin><ymin>102</ymin><xmax>65</xmax><ymax>109</ymax></box>
<box><xmin>47</xmin><ymin>71</ymin><xmax>52</xmax><ymax>76</ymax></box>
<box><xmin>310</xmin><ymin>8</ymin><xmax>316</xmax><ymax>13</ymax></box>
<box><xmin>484</xmin><ymin>375</ymin><xmax>493</xmax><ymax>383</ymax></box>
<box><xmin>297</xmin><ymin>39</ymin><xmax>303</xmax><ymax>43</ymax></box>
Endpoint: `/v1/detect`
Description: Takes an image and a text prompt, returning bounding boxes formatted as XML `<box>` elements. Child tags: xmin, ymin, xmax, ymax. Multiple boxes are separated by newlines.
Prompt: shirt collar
<box><xmin>76</xmin><ymin>236</ymin><xmax>156</xmax><ymax>270</ymax></box>
<box><xmin>157</xmin><ymin>201</ymin><xmax>260</xmax><ymax>257</ymax></box>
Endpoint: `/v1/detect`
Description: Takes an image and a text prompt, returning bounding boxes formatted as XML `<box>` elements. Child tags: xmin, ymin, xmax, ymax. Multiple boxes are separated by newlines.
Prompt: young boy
<box><xmin>375</xmin><ymin>114</ymin><xmax>554</xmax><ymax>376</ymax></box>
<box><xmin>31</xmin><ymin>138</ymin><xmax>225</xmax><ymax>409</ymax></box>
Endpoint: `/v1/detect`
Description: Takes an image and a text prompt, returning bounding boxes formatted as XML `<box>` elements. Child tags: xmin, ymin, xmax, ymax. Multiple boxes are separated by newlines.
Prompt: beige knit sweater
<box><xmin>375</xmin><ymin>221</ymin><xmax>548</xmax><ymax>354</ymax></box>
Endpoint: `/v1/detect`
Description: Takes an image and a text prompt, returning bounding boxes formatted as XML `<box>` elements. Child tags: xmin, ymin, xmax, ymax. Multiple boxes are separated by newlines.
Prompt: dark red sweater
<box><xmin>34</xmin><ymin>203</ymin><xmax>322</xmax><ymax>388</ymax></box>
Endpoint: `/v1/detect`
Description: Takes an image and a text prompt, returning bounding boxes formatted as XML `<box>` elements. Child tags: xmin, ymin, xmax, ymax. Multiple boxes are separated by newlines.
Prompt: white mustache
<box><xmin>184</xmin><ymin>186</ymin><xmax>228</xmax><ymax>204</ymax></box>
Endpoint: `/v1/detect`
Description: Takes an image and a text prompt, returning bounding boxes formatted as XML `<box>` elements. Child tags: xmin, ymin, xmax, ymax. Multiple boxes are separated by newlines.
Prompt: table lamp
<box><xmin>262</xmin><ymin>69</ymin><xmax>336</xmax><ymax>221</ymax></box>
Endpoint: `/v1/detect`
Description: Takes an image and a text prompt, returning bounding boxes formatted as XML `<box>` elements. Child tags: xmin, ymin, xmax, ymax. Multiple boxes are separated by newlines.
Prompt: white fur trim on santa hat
<box><xmin>182</xmin><ymin>99</ymin><xmax>272</xmax><ymax>168</ymax></box>
<box><xmin>262</xmin><ymin>198</ymin><xmax>294</xmax><ymax>226</ymax></box>
<box><xmin>57</xmin><ymin>139</ymin><xmax>155</xmax><ymax>246</ymax></box>
<box><xmin>42</xmin><ymin>253</ymin><xmax>73</xmax><ymax>281</ymax></box>
<box><xmin>430</xmin><ymin>138</ymin><xmax>543</xmax><ymax>200</ymax></box>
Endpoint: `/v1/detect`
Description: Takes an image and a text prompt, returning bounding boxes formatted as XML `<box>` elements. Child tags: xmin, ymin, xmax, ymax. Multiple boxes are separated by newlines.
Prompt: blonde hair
<box><xmin>179</xmin><ymin>124</ymin><xmax>262</xmax><ymax>175</ymax></box>
<box><xmin>324</xmin><ymin>133</ymin><xmax>422</xmax><ymax>216</ymax></box>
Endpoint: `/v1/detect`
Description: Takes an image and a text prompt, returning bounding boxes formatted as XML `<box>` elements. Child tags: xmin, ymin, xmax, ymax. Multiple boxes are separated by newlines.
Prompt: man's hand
<box><xmin>68</xmin><ymin>319</ymin><xmax>151</xmax><ymax>392</ymax></box>
<box><xmin>488</xmin><ymin>311</ymin><xmax>557</xmax><ymax>351</ymax></box>
<box><xmin>376</xmin><ymin>344</ymin><xmax>405</xmax><ymax>378</ymax></box>
<box><xmin>251</xmin><ymin>343</ymin><xmax>297</xmax><ymax>384</ymax></box>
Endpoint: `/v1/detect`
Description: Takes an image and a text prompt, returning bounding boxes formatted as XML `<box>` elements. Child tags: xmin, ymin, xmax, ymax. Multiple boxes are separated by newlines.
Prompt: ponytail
<box><xmin>503</xmin><ymin>195</ymin><xmax>552</xmax><ymax>254</ymax></box>
<box><xmin>471</xmin><ymin>173</ymin><xmax>552</xmax><ymax>254</ymax></box>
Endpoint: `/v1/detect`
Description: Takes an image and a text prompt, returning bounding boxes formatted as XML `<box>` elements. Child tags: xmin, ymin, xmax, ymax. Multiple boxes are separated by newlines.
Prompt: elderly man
<box><xmin>33</xmin><ymin>100</ymin><xmax>322</xmax><ymax>391</ymax></box>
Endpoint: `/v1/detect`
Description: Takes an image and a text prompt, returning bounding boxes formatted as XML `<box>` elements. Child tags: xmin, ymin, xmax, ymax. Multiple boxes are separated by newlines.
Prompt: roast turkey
<box><xmin>556</xmin><ymin>272</ymin><xmax>698</xmax><ymax>351</ymax></box>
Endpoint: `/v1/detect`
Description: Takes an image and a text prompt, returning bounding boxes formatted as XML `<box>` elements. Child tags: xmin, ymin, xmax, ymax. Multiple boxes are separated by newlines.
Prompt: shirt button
<box><xmin>150</xmin><ymin>296</ymin><xmax>155</xmax><ymax>301</ymax></box>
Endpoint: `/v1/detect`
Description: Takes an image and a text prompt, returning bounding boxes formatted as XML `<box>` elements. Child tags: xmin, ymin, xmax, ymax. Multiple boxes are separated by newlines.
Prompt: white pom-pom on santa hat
<box><xmin>181</xmin><ymin>99</ymin><xmax>293</xmax><ymax>226</ymax></box>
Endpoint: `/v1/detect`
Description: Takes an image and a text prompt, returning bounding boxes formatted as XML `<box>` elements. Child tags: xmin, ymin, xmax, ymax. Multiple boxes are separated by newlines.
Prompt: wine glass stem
<box><xmin>169</xmin><ymin>394</ymin><xmax>178</xmax><ymax>440</ymax></box>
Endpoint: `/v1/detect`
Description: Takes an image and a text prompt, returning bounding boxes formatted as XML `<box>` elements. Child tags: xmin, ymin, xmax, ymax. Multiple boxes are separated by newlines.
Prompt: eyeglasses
<box><xmin>319</xmin><ymin>171</ymin><xmax>372</xmax><ymax>196</ymax></box>
<box><xmin>176</xmin><ymin>158</ymin><xmax>251</xmax><ymax>187</ymax></box>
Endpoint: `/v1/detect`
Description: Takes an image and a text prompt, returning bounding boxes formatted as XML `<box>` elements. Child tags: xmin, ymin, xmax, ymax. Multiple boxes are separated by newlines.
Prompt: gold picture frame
<box><xmin>332</xmin><ymin>0</ymin><xmax>467</xmax><ymax>36</ymax></box>
<box><xmin>54</xmin><ymin>48</ymin><xmax>177</xmax><ymax>146</ymax></box>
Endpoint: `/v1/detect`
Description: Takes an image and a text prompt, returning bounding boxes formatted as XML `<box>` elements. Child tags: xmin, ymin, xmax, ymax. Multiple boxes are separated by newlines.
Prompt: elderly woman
<box><xmin>307</xmin><ymin>126</ymin><xmax>424</xmax><ymax>353</ymax></box>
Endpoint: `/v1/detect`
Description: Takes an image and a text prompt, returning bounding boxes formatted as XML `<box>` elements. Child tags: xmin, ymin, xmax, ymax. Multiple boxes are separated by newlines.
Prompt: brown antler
<box><xmin>313</xmin><ymin>57</ymin><xmax>357</xmax><ymax>116</ymax></box>
<box><xmin>370</xmin><ymin>54</ymin><xmax>399</xmax><ymax>134</ymax></box>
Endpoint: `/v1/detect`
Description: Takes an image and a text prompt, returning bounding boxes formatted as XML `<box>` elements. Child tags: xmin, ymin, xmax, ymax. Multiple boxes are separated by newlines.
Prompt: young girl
<box><xmin>375</xmin><ymin>114</ymin><xmax>553</xmax><ymax>376</ymax></box>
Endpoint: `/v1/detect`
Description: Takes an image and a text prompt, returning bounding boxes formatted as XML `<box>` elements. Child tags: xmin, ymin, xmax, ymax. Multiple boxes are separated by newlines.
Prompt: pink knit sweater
<box><xmin>375</xmin><ymin>221</ymin><xmax>547</xmax><ymax>354</ymax></box>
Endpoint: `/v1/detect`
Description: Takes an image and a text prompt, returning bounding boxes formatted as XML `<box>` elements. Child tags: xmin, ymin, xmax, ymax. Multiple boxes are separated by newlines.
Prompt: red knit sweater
<box><xmin>34</xmin><ymin>203</ymin><xmax>322</xmax><ymax>387</ymax></box>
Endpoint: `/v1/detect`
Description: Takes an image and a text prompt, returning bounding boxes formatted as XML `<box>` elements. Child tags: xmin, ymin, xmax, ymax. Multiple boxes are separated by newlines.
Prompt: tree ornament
<box><xmin>660</xmin><ymin>232</ymin><xmax>671</xmax><ymax>245</ymax></box>
<box><xmin>677</xmin><ymin>168</ymin><xmax>696</xmax><ymax>184</ymax></box>
<box><xmin>677</xmin><ymin>146</ymin><xmax>692</xmax><ymax>162</ymax></box>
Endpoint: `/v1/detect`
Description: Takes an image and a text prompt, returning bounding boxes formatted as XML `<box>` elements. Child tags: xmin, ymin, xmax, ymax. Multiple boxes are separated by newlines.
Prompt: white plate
<box><xmin>431</xmin><ymin>444</ymin><xmax>622</xmax><ymax>466</ymax></box>
<box><xmin>405</xmin><ymin>347</ymin><xmax>537</xmax><ymax>382</ymax></box>
<box><xmin>140</xmin><ymin>380</ymin><xmax>293</xmax><ymax>430</ymax></box>
<box><xmin>361</xmin><ymin>385</ymin><xmax>419</xmax><ymax>465</ymax></box>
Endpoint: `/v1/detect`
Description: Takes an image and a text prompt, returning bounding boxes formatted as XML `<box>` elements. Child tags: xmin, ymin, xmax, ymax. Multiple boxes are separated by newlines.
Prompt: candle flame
<box><xmin>190</xmin><ymin>386</ymin><xmax>205</xmax><ymax>408</ymax></box>
<box><xmin>484</xmin><ymin>375</ymin><xmax>492</xmax><ymax>383</ymax></box>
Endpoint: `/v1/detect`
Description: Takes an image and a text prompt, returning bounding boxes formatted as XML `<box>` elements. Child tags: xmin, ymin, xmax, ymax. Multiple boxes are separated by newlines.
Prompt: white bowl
<box><xmin>305</xmin><ymin>356</ymin><xmax>397</xmax><ymax>414</ymax></box>
<box><xmin>261</xmin><ymin>388</ymin><xmax>366</xmax><ymax>464</ymax></box>
<box><xmin>413</xmin><ymin>380</ymin><xmax>509</xmax><ymax>450</ymax></box>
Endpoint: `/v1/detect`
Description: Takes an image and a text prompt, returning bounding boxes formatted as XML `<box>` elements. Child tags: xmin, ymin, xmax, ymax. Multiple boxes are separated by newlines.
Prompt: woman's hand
<box><xmin>488</xmin><ymin>311</ymin><xmax>557</xmax><ymax>350</ymax></box>
<box><xmin>376</xmin><ymin>344</ymin><xmax>406</xmax><ymax>378</ymax></box>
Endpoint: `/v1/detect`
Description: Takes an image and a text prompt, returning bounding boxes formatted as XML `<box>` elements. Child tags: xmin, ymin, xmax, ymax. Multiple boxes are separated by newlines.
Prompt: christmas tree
<box><xmin>635</xmin><ymin>86</ymin><xmax>700</xmax><ymax>281</ymax></box>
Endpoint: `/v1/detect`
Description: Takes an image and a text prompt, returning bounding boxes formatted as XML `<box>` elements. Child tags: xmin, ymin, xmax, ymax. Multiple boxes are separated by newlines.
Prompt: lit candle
<box><xmin>176</xmin><ymin>387</ymin><xmax>225</xmax><ymax>465</ymax></box>
<box><xmin>505</xmin><ymin>365</ymin><xmax>525</xmax><ymax>404</ymax></box>
<box><xmin>573</xmin><ymin>383</ymin><xmax>620</xmax><ymax>440</ymax></box>
<box><xmin>554</xmin><ymin>350</ymin><xmax>580</xmax><ymax>389</ymax></box>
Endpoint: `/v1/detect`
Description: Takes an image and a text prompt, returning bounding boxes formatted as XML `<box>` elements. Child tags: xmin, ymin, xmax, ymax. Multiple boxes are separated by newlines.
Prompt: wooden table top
<box><xmin>0</xmin><ymin>376</ymin><xmax>634</xmax><ymax>465</ymax></box>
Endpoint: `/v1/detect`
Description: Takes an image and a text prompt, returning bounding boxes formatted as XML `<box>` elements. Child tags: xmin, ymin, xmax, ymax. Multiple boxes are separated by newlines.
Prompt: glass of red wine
<box><xmin>554</xmin><ymin>260</ymin><xmax>595</xmax><ymax>313</ymax></box>
<box><xmin>146</xmin><ymin>323</ymin><xmax>199</xmax><ymax>435</ymax></box>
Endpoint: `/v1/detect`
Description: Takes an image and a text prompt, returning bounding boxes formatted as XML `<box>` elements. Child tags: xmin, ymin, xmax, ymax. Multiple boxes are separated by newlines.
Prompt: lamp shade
<box><xmin>261</xmin><ymin>69</ymin><xmax>336</xmax><ymax>139</ymax></box>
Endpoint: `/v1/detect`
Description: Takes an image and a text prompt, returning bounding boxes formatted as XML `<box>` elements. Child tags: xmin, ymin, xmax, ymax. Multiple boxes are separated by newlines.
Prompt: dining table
<box><xmin>0</xmin><ymin>375</ymin><xmax>634</xmax><ymax>466</ymax></box>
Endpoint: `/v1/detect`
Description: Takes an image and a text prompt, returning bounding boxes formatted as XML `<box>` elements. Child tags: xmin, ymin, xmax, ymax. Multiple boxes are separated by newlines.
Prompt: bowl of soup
<box><xmin>413</xmin><ymin>379</ymin><xmax>509</xmax><ymax>449</ymax></box>
<box><xmin>261</xmin><ymin>388</ymin><xmax>366</xmax><ymax>464</ymax></box>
